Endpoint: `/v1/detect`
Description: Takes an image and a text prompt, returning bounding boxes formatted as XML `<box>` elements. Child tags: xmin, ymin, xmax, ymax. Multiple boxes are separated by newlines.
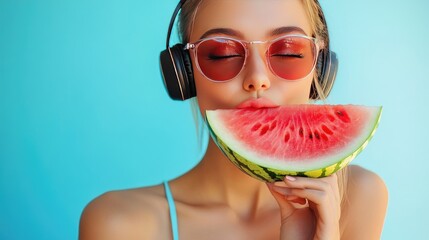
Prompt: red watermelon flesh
<box><xmin>206</xmin><ymin>104</ymin><xmax>382</xmax><ymax>180</ymax></box>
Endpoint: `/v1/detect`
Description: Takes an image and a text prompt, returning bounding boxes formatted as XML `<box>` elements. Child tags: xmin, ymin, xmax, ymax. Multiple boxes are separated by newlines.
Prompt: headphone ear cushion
<box><xmin>323</xmin><ymin>51</ymin><xmax>338</xmax><ymax>97</ymax></box>
<box><xmin>311</xmin><ymin>50</ymin><xmax>338</xmax><ymax>100</ymax></box>
<box><xmin>159</xmin><ymin>44</ymin><xmax>196</xmax><ymax>100</ymax></box>
<box><xmin>177</xmin><ymin>45</ymin><xmax>196</xmax><ymax>99</ymax></box>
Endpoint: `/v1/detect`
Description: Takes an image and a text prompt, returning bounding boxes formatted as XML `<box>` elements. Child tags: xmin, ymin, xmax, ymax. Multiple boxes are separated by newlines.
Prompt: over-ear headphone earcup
<box><xmin>322</xmin><ymin>51</ymin><xmax>338</xmax><ymax>98</ymax></box>
<box><xmin>311</xmin><ymin>50</ymin><xmax>338</xmax><ymax>100</ymax></box>
<box><xmin>160</xmin><ymin>43</ymin><xmax>196</xmax><ymax>100</ymax></box>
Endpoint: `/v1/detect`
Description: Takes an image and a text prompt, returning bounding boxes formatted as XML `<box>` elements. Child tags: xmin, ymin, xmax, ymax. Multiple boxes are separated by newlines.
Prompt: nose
<box><xmin>242</xmin><ymin>46</ymin><xmax>271</xmax><ymax>92</ymax></box>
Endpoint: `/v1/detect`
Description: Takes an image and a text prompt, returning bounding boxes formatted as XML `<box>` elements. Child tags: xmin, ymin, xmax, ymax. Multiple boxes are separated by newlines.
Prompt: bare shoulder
<box><xmin>341</xmin><ymin>165</ymin><xmax>388</xmax><ymax>239</ymax></box>
<box><xmin>346</xmin><ymin>165</ymin><xmax>388</xmax><ymax>200</ymax></box>
<box><xmin>79</xmin><ymin>184</ymin><xmax>170</xmax><ymax>240</ymax></box>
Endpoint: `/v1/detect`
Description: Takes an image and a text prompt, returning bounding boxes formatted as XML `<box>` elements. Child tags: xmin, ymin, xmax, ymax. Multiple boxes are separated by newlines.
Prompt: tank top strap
<box><xmin>163</xmin><ymin>181</ymin><xmax>179</xmax><ymax>240</ymax></box>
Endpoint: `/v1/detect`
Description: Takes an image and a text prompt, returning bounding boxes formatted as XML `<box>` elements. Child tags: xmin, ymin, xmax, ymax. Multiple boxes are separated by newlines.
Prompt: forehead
<box><xmin>190</xmin><ymin>0</ymin><xmax>312</xmax><ymax>41</ymax></box>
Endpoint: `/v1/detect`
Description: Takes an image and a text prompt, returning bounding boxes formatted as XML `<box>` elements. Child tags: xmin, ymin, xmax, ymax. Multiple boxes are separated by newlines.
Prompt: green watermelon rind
<box><xmin>206</xmin><ymin>106</ymin><xmax>382</xmax><ymax>182</ymax></box>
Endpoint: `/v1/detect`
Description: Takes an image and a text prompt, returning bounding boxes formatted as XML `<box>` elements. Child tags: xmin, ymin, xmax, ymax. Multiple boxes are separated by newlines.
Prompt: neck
<box><xmin>200</xmin><ymin>139</ymin><xmax>266</xmax><ymax>187</ymax></box>
<box><xmin>175</xmin><ymin>138</ymin><xmax>275</xmax><ymax>218</ymax></box>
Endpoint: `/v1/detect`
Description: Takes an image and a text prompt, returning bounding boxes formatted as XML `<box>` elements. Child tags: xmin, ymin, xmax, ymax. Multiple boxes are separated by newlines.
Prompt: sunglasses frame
<box><xmin>184</xmin><ymin>34</ymin><xmax>322</xmax><ymax>82</ymax></box>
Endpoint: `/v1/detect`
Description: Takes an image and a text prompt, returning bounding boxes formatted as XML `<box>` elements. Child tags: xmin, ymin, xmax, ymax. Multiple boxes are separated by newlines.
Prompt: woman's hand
<box><xmin>267</xmin><ymin>174</ymin><xmax>341</xmax><ymax>240</ymax></box>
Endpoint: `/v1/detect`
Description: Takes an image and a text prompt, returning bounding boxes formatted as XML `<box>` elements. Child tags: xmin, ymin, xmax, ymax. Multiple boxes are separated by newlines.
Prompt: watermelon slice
<box><xmin>206</xmin><ymin>104</ymin><xmax>382</xmax><ymax>182</ymax></box>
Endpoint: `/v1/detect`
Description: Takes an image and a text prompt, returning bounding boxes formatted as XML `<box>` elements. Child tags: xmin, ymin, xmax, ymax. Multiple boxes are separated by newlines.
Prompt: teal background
<box><xmin>0</xmin><ymin>0</ymin><xmax>428</xmax><ymax>239</ymax></box>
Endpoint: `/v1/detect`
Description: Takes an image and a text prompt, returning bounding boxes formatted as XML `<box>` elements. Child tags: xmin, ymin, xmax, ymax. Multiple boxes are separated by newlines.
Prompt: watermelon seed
<box><xmin>309</xmin><ymin>133</ymin><xmax>313</xmax><ymax>140</ymax></box>
<box><xmin>314</xmin><ymin>130</ymin><xmax>321</xmax><ymax>140</ymax></box>
<box><xmin>335</xmin><ymin>110</ymin><xmax>351</xmax><ymax>123</ymax></box>
<box><xmin>284</xmin><ymin>133</ymin><xmax>290</xmax><ymax>143</ymax></box>
<box><xmin>321</xmin><ymin>125</ymin><xmax>333</xmax><ymax>135</ymax></box>
<box><xmin>299</xmin><ymin>127</ymin><xmax>304</xmax><ymax>137</ymax></box>
<box><xmin>251</xmin><ymin>123</ymin><xmax>262</xmax><ymax>132</ymax></box>
<box><xmin>260</xmin><ymin>125</ymin><xmax>269</xmax><ymax>136</ymax></box>
<box><xmin>269</xmin><ymin>120</ymin><xmax>277</xmax><ymax>130</ymax></box>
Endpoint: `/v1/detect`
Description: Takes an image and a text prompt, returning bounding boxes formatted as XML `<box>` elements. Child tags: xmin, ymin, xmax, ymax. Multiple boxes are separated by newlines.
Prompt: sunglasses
<box><xmin>184</xmin><ymin>35</ymin><xmax>321</xmax><ymax>82</ymax></box>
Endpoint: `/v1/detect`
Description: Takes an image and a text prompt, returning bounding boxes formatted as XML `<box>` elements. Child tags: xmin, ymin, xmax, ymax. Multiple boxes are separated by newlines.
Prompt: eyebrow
<box><xmin>199</xmin><ymin>28</ymin><xmax>244</xmax><ymax>40</ymax></box>
<box><xmin>270</xmin><ymin>26</ymin><xmax>308</xmax><ymax>36</ymax></box>
<box><xmin>198</xmin><ymin>26</ymin><xmax>308</xmax><ymax>40</ymax></box>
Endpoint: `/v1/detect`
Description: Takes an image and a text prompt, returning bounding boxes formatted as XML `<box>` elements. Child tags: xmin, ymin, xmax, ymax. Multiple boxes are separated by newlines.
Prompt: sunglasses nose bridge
<box><xmin>244</xmin><ymin>40</ymin><xmax>271</xmax><ymax>72</ymax></box>
<box><xmin>249</xmin><ymin>40</ymin><xmax>264</xmax><ymax>45</ymax></box>
<box><xmin>241</xmin><ymin>40</ymin><xmax>272</xmax><ymax>92</ymax></box>
<box><xmin>247</xmin><ymin>40</ymin><xmax>267</xmax><ymax>55</ymax></box>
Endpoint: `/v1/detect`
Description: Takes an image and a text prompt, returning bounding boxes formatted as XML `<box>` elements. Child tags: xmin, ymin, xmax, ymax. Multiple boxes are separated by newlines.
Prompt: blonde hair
<box><xmin>179</xmin><ymin>0</ymin><xmax>348</xmax><ymax>205</ymax></box>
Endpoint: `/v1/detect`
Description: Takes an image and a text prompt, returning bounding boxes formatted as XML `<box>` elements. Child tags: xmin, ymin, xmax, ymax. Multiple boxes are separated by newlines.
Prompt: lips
<box><xmin>236</xmin><ymin>98</ymin><xmax>279</xmax><ymax>109</ymax></box>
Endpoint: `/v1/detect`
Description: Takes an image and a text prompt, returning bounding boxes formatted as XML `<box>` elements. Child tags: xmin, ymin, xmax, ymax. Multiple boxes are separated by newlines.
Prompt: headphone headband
<box><xmin>165</xmin><ymin>1</ymin><xmax>185</xmax><ymax>49</ymax></box>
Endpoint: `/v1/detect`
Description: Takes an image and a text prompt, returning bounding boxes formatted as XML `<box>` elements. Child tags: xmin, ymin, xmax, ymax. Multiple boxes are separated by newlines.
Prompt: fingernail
<box><xmin>288</xmin><ymin>196</ymin><xmax>307</xmax><ymax>205</ymax></box>
<box><xmin>285</xmin><ymin>176</ymin><xmax>296</xmax><ymax>181</ymax></box>
<box><xmin>289</xmin><ymin>198</ymin><xmax>309</xmax><ymax>209</ymax></box>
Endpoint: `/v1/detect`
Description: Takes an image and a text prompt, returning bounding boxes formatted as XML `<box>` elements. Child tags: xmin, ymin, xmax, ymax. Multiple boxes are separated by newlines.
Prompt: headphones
<box><xmin>160</xmin><ymin>0</ymin><xmax>338</xmax><ymax>101</ymax></box>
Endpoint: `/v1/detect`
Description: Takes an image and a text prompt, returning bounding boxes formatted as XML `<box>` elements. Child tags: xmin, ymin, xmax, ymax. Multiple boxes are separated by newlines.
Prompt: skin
<box><xmin>79</xmin><ymin>0</ymin><xmax>388</xmax><ymax>239</ymax></box>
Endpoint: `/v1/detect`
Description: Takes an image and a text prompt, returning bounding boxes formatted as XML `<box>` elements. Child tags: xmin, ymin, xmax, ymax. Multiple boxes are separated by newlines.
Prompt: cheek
<box><xmin>195</xmin><ymin>76</ymin><xmax>242</xmax><ymax>112</ymax></box>
<box><xmin>193</xmin><ymin>69</ymin><xmax>243</xmax><ymax>113</ymax></box>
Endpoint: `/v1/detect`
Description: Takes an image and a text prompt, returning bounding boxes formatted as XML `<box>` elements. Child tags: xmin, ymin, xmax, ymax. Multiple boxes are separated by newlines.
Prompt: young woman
<box><xmin>79</xmin><ymin>0</ymin><xmax>388</xmax><ymax>239</ymax></box>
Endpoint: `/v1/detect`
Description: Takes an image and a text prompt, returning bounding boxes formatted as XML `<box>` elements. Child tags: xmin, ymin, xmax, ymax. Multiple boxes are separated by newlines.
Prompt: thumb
<box><xmin>267</xmin><ymin>183</ymin><xmax>309</xmax><ymax>210</ymax></box>
<box><xmin>266</xmin><ymin>183</ymin><xmax>294</xmax><ymax>217</ymax></box>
